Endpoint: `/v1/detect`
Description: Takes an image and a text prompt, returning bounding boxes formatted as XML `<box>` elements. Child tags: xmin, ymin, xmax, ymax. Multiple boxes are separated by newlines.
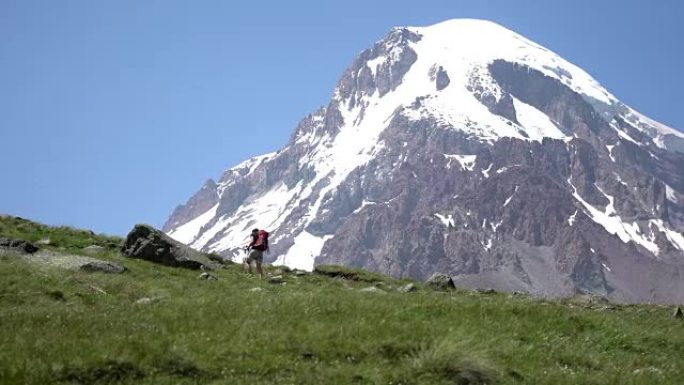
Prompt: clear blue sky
<box><xmin>1</xmin><ymin>0</ymin><xmax>682</xmax><ymax>236</ymax></box>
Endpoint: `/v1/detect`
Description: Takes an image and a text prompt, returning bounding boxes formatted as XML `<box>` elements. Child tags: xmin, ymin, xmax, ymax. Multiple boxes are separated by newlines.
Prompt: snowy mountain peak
<box><xmin>410</xmin><ymin>18</ymin><xmax>615</xmax><ymax>102</ymax></box>
<box><xmin>335</xmin><ymin>19</ymin><xmax>682</xmax><ymax>147</ymax></box>
<box><xmin>164</xmin><ymin>19</ymin><xmax>684</xmax><ymax>303</ymax></box>
<box><xmin>332</xmin><ymin>20</ymin><xmax>582</xmax><ymax>144</ymax></box>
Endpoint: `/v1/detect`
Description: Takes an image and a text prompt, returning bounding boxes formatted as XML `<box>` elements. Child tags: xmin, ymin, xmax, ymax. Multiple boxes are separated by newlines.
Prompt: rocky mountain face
<box><xmin>163</xmin><ymin>19</ymin><xmax>684</xmax><ymax>303</ymax></box>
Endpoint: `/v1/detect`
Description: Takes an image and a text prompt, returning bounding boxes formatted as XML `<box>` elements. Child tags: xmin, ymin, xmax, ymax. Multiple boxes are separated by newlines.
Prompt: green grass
<box><xmin>1</xmin><ymin>217</ymin><xmax>683</xmax><ymax>384</ymax></box>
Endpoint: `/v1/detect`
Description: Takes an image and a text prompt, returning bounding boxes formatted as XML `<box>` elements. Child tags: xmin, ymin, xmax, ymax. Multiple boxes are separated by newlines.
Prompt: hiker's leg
<box><xmin>245</xmin><ymin>250</ymin><xmax>259</xmax><ymax>274</ymax></box>
<box><xmin>256</xmin><ymin>261</ymin><xmax>263</xmax><ymax>279</ymax></box>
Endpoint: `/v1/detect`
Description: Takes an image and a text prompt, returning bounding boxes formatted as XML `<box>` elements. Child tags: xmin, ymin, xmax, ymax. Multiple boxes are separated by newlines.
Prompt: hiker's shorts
<box><xmin>245</xmin><ymin>249</ymin><xmax>264</xmax><ymax>264</ymax></box>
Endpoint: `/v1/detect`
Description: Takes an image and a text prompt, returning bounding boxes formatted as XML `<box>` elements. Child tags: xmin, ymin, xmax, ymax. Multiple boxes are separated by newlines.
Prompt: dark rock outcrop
<box><xmin>430</xmin><ymin>65</ymin><xmax>450</xmax><ymax>91</ymax></box>
<box><xmin>122</xmin><ymin>224</ymin><xmax>216</xmax><ymax>270</ymax></box>
<box><xmin>0</xmin><ymin>238</ymin><xmax>39</xmax><ymax>254</ymax></box>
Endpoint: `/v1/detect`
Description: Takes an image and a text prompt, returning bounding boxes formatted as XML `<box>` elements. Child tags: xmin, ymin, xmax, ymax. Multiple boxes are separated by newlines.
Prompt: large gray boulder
<box><xmin>122</xmin><ymin>224</ymin><xmax>216</xmax><ymax>270</ymax></box>
<box><xmin>427</xmin><ymin>273</ymin><xmax>456</xmax><ymax>291</ymax></box>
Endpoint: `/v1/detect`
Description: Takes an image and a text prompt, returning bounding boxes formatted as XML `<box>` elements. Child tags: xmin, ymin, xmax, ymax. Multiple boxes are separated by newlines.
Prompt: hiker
<box><xmin>243</xmin><ymin>228</ymin><xmax>269</xmax><ymax>278</ymax></box>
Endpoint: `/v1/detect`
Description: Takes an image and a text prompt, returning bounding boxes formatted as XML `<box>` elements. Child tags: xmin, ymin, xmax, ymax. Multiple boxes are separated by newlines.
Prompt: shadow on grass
<box><xmin>152</xmin><ymin>356</ymin><xmax>211</xmax><ymax>378</ymax></box>
<box><xmin>314</xmin><ymin>265</ymin><xmax>393</xmax><ymax>283</ymax></box>
<box><xmin>56</xmin><ymin>357</ymin><xmax>215</xmax><ymax>384</ymax></box>
<box><xmin>57</xmin><ymin>361</ymin><xmax>144</xmax><ymax>384</ymax></box>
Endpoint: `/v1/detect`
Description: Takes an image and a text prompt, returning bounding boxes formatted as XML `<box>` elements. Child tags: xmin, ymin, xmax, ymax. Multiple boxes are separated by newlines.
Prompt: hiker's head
<box><xmin>252</xmin><ymin>228</ymin><xmax>259</xmax><ymax>234</ymax></box>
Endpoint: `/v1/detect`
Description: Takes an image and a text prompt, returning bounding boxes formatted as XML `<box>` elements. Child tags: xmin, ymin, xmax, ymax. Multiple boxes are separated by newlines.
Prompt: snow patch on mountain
<box><xmin>624</xmin><ymin>108</ymin><xmax>684</xmax><ymax>145</ymax></box>
<box><xmin>614</xmin><ymin>172</ymin><xmax>628</xmax><ymax>187</ymax></box>
<box><xmin>435</xmin><ymin>213</ymin><xmax>455</xmax><ymax>227</ymax></box>
<box><xmin>366</xmin><ymin>56</ymin><xmax>386</xmax><ymax>77</ymax></box>
<box><xmin>512</xmin><ymin>97</ymin><xmax>568</xmax><ymax>140</ymax></box>
<box><xmin>481</xmin><ymin>163</ymin><xmax>493</xmax><ymax>178</ymax></box>
<box><xmin>353</xmin><ymin>200</ymin><xmax>377</xmax><ymax>215</ymax></box>
<box><xmin>666</xmin><ymin>185</ymin><xmax>677</xmax><ymax>203</ymax></box>
<box><xmin>483</xmin><ymin>238</ymin><xmax>493</xmax><ymax>250</ymax></box>
<box><xmin>194</xmin><ymin>182</ymin><xmax>302</xmax><ymax>252</ymax></box>
<box><xmin>229</xmin><ymin>152</ymin><xmax>277</xmax><ymax>175</ymax></box>
<box><xmin>167</xmin><ymin>203</ymin><xmax>218</xmax><ymax>245</ymax></box>
<box><xmin>273</xmin><ymin>231</ymin><xmax>334</xmax><ymax>270</ymax></box>
<box><xmin>609</xmin><ymin>120</ymin><xmax>640</xmax><ymax>145</ymax></box>
<box><xmin>445</xmin><ymin>154</ymin><xmax>477</xmax><ymax>171</ymax></box>
<box><xmin>503</xmin><ymin>186</ymin><xmax>519</xmax><ymax>207</ymax></box>
<box><xmin>569</xmin><ymin>179</ymin><xmax>660</xmax><ymax>255</ymax></box>
<box><xmin>650</xmin><ymin>220</ymin><xmax>684</xmax><ymax>251</ymax></box>
<box><xmin>606</xmin><ymin>144</ymin><xmax>616</xmax><ymax>162</ymax></box>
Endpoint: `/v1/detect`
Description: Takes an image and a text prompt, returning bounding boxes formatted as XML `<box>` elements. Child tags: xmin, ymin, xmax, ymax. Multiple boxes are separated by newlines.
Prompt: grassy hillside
<box><xmin>0</xmin><ymin>215</ymin><xmax>122</xmax><ymax>252</ymax></box>
<box><xmin>1</xmin><ymin>216</ymin><xmax>683</xmax><ymax>384</ymax></box>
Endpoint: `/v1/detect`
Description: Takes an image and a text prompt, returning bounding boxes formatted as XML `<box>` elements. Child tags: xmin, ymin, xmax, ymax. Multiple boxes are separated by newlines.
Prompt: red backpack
<box><xmin>253</xmin><ymin>230</ymin><xmax>269</xmax><ymax>251</ymax></box>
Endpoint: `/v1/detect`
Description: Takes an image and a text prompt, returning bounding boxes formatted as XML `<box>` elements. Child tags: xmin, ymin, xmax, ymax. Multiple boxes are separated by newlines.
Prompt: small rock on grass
<box><xmin>79</xmin><ymin>260</ymin><xmax>125</xmax><ymax>274</ymax></box>
<box><xmin>268</xmin><ymin>275</ymin><xmax>284</xmax><ymax>284</ymax></box>
<box><xmin>135</xmin><ymin>297</ymin><xmax>162</xmax><ymax>305</ymax></box>
<box><xmin>673</xmin><ymin>306</ymin><xmax>683</xmax><ymax>319</ymax></box>
<box><xmin>198</xmin><ymin>272</ymin><xmax>218</xmax><ymax>281</ymax></box>
<box><xmin>249</xmin><ymin>287</ymin><xmax>264</xmax><ymax>292</ymax></box>
<box><xmin>360</xmin><ymin>286</ymin><xmax>386</xmax><ymax>294</ymax></box>
<box><xmin>398</xmin><ymin>283</ymin><xmax>418</xmax><ymax>293</ymax></box>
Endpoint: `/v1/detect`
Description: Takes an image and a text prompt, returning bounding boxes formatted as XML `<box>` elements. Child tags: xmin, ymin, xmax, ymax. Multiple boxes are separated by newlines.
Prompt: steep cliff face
<box><xmin>164</xmin><ymin>19</ymin><xmax>684</xmax><ymax>303</ymax></box>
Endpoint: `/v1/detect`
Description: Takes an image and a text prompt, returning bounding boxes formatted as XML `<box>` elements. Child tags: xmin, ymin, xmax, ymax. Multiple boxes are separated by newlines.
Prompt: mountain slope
<box><xmin>164</xmin><ymin>19</ymin><xmax>684</xmax><ymax>303</ymax></box>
